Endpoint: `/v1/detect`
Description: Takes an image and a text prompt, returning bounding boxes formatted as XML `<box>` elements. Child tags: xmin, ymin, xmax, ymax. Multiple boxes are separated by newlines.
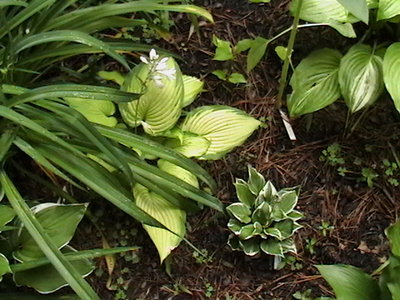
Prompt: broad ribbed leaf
<box><xmin>13</xmin><ymin>203</ymin><xmax>87</xmax><ymax>262</ymax></box>
<box><xmin>158</xmin><ymin>159</ymin><xmax>199</xmax><ymax>188</ymax></box>
<box><xmin>0</xmin><ymin>205</ymin><xmax>15</xmax><ymax>228</ymax></box>
<box><xmin>66</xmin><ymin>97</ymin><xmax>117</xmax><ymax>127</ymax></box>
<box><xmin>182</xmin><ymin>75</ymin><xmax>203</xmax><ymax>107</ymax></box>
<box><xmin>120</xmin><ymin>57</ymin><xmax>183</xmax><ymax>135</ymax></box>
<box><xmin>14</xmin><ymin>246</ymin><xmax>93</xmax><ymax>294</ymax></box>
<box><xmin>337</xmin><ymin>0</ymin><xmax>369</xmax><ymax>24</ymax></box>
<box><xmin>378</xmin><ymin>0</ymin><xmax>400</xmax><ymax>20</ymax></box>
<box><xmin>386</xmin><ymin>220</ymin><xmax>400</xmax><ymax>256</ymax></box>
<box><xmin>317</xmin><ymin>265</ymin><xmax>381</xmax><ymax>300</ymax></box>
<box><xmin>0</xmin><ymin>254</ymin><xmax>11</xmax><ymax>281</ymax></box>
<box><xmin>180</xmin><ymin>105</ymin><xmax>261</xmax><ymax>160</ymax></box>
<box><xmin>288</xmin><ymin>48</ymin><xmax>342</xmax><ymax>117</ymax></box>
<box><xmin>133</xmin><ymin>184</ymin><xmax>185</xmax><ymax>263</ymax></box>
<box><xmin>339</xmin><ymin>44</ymin><xmax>384</xmax><ymax>113</ymax></box>
<box><xmin>383</xmin><ymin>43</ymin><xmax>400</xmax><ymax>113</ymax></box>
<box><xmin>165</xmin><ymin>131</ymin><xmax>210</xmax><ymax>158</ymax></box>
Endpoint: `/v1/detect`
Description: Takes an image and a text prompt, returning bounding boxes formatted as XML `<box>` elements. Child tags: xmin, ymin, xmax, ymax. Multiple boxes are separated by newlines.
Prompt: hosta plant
<box><xmin>287</xmin><ymin>0</ymin><xmax>400</xmax><ymax>117</ymax></box>
<box><xmin>317</xmin><ymin>220</ymin><xmax>400</xmax><ymax>300</ymax></box>
<box><xmin>226</xmin><ymin>166</ymin><xmax>303</xmax><ymax>266</ymax></box>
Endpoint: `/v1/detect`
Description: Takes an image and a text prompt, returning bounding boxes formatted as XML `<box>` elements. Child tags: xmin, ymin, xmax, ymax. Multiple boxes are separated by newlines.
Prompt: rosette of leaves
<box><xmin>226</xmin><ymin>166</ymin><xmax>303</xmax><ymax>259</ymax></box>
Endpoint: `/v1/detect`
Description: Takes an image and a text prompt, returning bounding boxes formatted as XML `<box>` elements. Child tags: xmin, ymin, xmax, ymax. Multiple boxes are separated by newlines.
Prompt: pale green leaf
<box><xmin>98</xmin><ymin>71</ymin><xmax>125</xmax><ymax>86</ymax></box>
<box><xmin>212</xmin><ymin>70</ymin><xmax>228</xmax><ymax>80</ymax></box>
<box><xmin>120</xmin><ymin>57</ymin><xmax>183</xmax><ymax>135</ymax></box>
<box><xmin>13</xmin><ymin>246</ymin><xmax>94</xmax><ymax>294</ymax></box>
<box><xmin>247</xmin><ymin>37</ymin><xmax>269</xmax><ymax>72</ymax></box>
<box><xmin>378</xmin><ymin>0</ymin><xmax>400</xmax><ymax>21</ymax></box>
<box><xmin>288</xmin><ymin>48</ymin><xmax>342</xmax><ymax>117</ymax></box>
<box><xmin>180</xmin><ymin>105</ymin><xmax>261</xmax><ymax>160</ymax></box>
<box><xmin>0</xmin><ymin>205</ymin><xmax>16</xmax><ymax>228</ymax></box>
<box><xmin>367</xmin><ymin>0</ymin><xmax>379</xmax><ymax>9</ymax></box>
<box><xmin>133</xmin><ymin>184</ymin><xmax>186</xmax><ymax>263</ymax></box>
<box><xmin>212</xmin><ymin>35</ymin><xmax>234</xmax><ymax>61</ymax></box>
<box><xmin>0</xmin><ymin>254</ymin><xmax>11</xmax><ymax>282</ymax></box>
<box><xmin>260</xmin><ymin>239</ymin><xmax>284</xmax><ymax>256</ymax></box>
<box><xmin>383</xmin><ymin>43</ymin><xmax>400</xmax><ymax>113</ymax></box>
<box><xmin>317</xmin><ymin>265</ymin><xmax>381</xmax><ymax>300</ymax></box>
<box><xmin>13</xmin><ymin>203</ymin><xmax>87</xmax><ymax>262</ymax></box>
<box><xmin>275</xmin><ymin>46</ymin><xmax>289</xmax><ymax>61</ymax></box>
<box><xmin>339</xmin><ymin>44</ymin><xmax>384</xmax><ymax>113</ymax></box>
<box><xmin>226</xmin><ymin>203</ymin><xmax>252</xmax><ymax>223</ymax></box>
<box><xmin>182</xmin><ymin>75</ymin><xmax>203</xmax><ymax>107</ymax></box>
<box><xmin>228</xmin><ymin>73</ymin><xmax>247</xmax><ymax>84</ymax></box>
<box><xmin>157</xmin><ymin>159</ymin><xmax>199</xmax><ymax>188</ymax></box>
<box><xmin>66</xmin><ymin>97</ymin><xmax>117</xmax><ymax>127</ymax></box>
<box><xmin>337</xmin><ymin>0</ymin><xmax>369</xmax><ymax>24</ymax></box>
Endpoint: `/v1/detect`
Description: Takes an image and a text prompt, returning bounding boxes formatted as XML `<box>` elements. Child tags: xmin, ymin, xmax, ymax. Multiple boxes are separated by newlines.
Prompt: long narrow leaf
<box><xmin>0</xmin><ymin>170</ymin><xmax>100</xmax><ymax>300</ymax></box>
<box><xmin>0</xmin><ymin>129</ymin><xmax>17</xmax><ymax>163</ymax></box>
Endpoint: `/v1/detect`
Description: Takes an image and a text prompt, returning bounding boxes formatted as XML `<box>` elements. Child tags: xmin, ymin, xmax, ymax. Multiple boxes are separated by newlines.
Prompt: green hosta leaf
<box><xmin>180</xmin><ymin>105</ymin><xmax>261</xmax><ymax>160</ymax></box>
<box><xmin>212</xmin><ymin>35</ymin><xmax>234</xmax><ymax>61</ymax></box>
<box><xmin>226</xmin><ymin>203</ymin><xmax>252</xmax><ymax>223</ymax></box>
<box><xmin>383</xmin><ymin>43</ymin><xmax>400</xmax><ymax>113</ymax></box>
<box><xmin>274</xmin><ymin>220</ymin><xmax>295</xmax><ymax>239</ymax></box>
<box><xmin>164</xmin><ymin>130</ymin><xmax>210</xmax><ymax>158</ymax></box>
<box><xmin>337</xmin><ymin>0</ymin><xmax>369</xmax><ymax>24</ymax></box>
<box><xmin>13</xmin><ymin>246</ymin><xmax>94</xmax><ymax>294</ymax></box>
<box><xmin>157</xmin><ymin>159</ymin><xmax>199</xmax><ymax>188</ymax></box>
<box><xmin>247</xmin><ymin>166</ymin><xmax>266</xmax><ymax>195</ymax></box>
<box><xmin>182</xmin><ymin>75</ymin><xmax>203</xmax><ymax>107</ymax></box>
<box><xmin>227</xmin><ymin>219</ymin><xmax>243</xmax><ymax>235</ymax></box>
<box><xmin>120</xmin><ymin>57</ymin><xmax>183</xmax><ymax>135</ymax></box>
<box><xmin>265</xmin><ymin>227</ymin><xmax>283</xmax><ymax>240</ymax></box>
<box><xmin>234</xmin><ymin>179</ymin><xmax>256</xmax><ymax>207</ymax></box>
<box><xmin>98</xmin><ymin>71</ymin><xmax>125</xmax><ymax>86</ymax></box>
<box><xmin>133</xmin><ymin>184</ymin><xmax>185</xmax><ymax>263</ymax></box>
<box><xmin>260</xmin><ymin>239</ymin><xmax>284</xmax><ymax>257</ymax></box>
<box><xmin>13</xmin><ymin>203</ymin><xmax>88</xmax><ymax>262</ymax></box>
<box><xmin>291</xmin><ymin>0</ymin><xmax>357</xmax><ymax>37</ymax></box>
<box><xmin>378</xmin><ymin>0</ymin><xmax>400</xmax><ymax>20</ymax></box>
<box><xmin>277</xmin><ymin>190</ymin><xmax>298</xmax><ymax>214</ymax></box>
<box><xmin>252</xmin><ymin>202</ymin><xmax>272</xmax><ymax>225</ymax></box>
<box><xmin>317</xmin><ymin>265</ymin><xmax>381</xmax><ymax>300</ymax></box>
<box><xmin>0</xmin><ymin>254</ymin><xmax>11</xmax><ymax>282</ymax></box>
<box><xmin>0</xmin><ymin>205</ymin><xmax>15</xmax><ymax>228</ymax></box>
<box><xmin>247</xmin><ymin>37</ymin><xmax>269</xmax><ymax>72</ymax></box>
<box><xmin>228</xmin><ymin>235</ymin><xmax>241</xmax><ymax>251</ymax></box>
<box><xmin>288</xmin><ymin>48</ymin><xmax>342</xmax><ymax>117</ymax></box>
<box><xmin>260</xmin><ymin>181</ymin><xmax>278</xmax><ymax>200</ymax></box>
<box><xmin>239</xmin><ymin>239</ymin><xmax>260</xmax><ymax>256</ymax></box>
<box><xmin>386</xmin><ymin>220</ymin><xmax>400</xmax><ymax>256</ymax></box>
<box><xmin>339</xmin><ymin>44</ymin><xmax>384</xmax><ymax>113</ymax></box>
<box><xmin>271</xmin><ymin>206</ymin><xmax>287</xmax><ymax>222</ymax></box>
<box><xmin>239</xmin><ymin>224</ymin><xmax>258</xmax><ymax>240</ymax></box>
<box><xmin>65</xmin><ymin>97</ymin><xmax>117</xmax><ymax>127</ymax></box>
<box><xmin>287</xmin><ymin>210</ymin><xmax>304</xmax><ymax>221</ymax></box>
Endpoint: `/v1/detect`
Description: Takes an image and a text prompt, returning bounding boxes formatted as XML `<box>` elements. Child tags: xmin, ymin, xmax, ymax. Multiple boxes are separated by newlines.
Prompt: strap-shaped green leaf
<box><xmin>288</xmin><ymin>48</ymin><xmax>342</xmax><ymax>117</ymax></box>
<box><xmin>317</xmin><ymin>265</ymin><xmax>381</xmax><ymax>300</ymax></box>
<box><xmin>339</xmin><ymin>44</ymin><xmax>384</xmax><ymax>113</ymax></box>
<box><xmin>377</xmin><ymin>0</ymin><xmax>400</xmax><ymax>20</ymax></box>
<box><xmin>133</xmin><ymin>184</ymin><xmax>186</xmax><ymax>263</ymax></box>
<box><xmin>383</xmin><ymin>43</ymin><xmax>400</xmax><ymax>113</ymax></box>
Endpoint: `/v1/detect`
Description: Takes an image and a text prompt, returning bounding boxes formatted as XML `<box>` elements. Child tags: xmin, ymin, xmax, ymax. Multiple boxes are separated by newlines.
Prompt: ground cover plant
<box><xmin>2</xmin><ymin>0</ymin><xmax>400</xmax><ymax>299</ymax></box>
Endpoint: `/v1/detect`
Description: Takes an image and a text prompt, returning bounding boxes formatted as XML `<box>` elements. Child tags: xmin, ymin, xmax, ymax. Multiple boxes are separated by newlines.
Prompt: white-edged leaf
<box><xmin>260</xmin><ymin>239</ymin><xmax>284</xmax><ymax>256</ymax></box>
<box><xmin>378</xmin><ymin>0</ymin><xmax>400</xmax><ymax>21</ymax></box>
<box><xmin>66</xmin><ymin>97</ymin><xmax>117</xmax><ymax>127</ymax></box>
<box><xmin>13</xmin><ymin>203</ymin><xmax>88</xmax><ymax>262</ymax></box>
<box><xmin>182</xmin><ymin>75</ymin><xmax>203</xmax><ymax>107</ymax></box>
<box><xmin>339</xmin><ymin>44</ymin><xmax>384</xmax><ymax>113</ymax></box>
<box><xmin>133</xmin><ymin>184</ymin><xmax>185</xmax><ymax>263</ymax></box>
<box><xmin>383</xmin><ymin>43</ymin><xmax>400</xmax><ymax>113</ymax></box>
<box><xmin>247</xmin><ymin>166</ymin><xmax>266</xmax><ymax>195</ymax></box>
<box><xmin>337</xmin><ymin>0</ymin><xmax>369</xmax><ymax>24</ymax></box>
<box><xmin>317</xmin><ymin>265</ymin><xmax>381</xmax><ymax>300</ymax></box>
<box><xmin>13</xmin><ymin>246</ymin><xmax>94</xmax><ymax>294</ymax></box>
<box><xmin>239</xmin><ymin>239</ymin><xmax>260</xmax><ymax>256</ymax></box>
<box><xmin>157</xmin><ymin>159</ymin><xmax>199</xmax><ymax>188</ymax></box>
<box><xmin>234</xmin><ymin>179</ymin><xmax>256</xmax><ymax>207</ymax></box>
<box><xmin>226</xmin><ymin>203</ymin><xmax>252</xmax><ymax>223</ymax></box>
<box><xmin>120</xmin><ymin>57</ymin><xmax>183</xmax><ymax>135</ymax></box>
<box><xmin>180</xmin><ymin>105</ymin><xmax>261</xmax><ymax>160</ymax></box>
<box><xmin>0</xmin><ymin>254</ymin><xmax>11</xmax><ymax>282</ymax></box>
<box><xmin>288</xmin><ymin>48</ymin><xmax>342</xmax><ymax>117</ymax></box>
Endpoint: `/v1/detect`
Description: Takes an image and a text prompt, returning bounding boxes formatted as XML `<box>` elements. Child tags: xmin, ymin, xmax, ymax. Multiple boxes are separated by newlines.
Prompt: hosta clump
<box><xmin>227</xmin><ymin>167</ymin><xmax>303</xmax><ymax>260</ymax></box>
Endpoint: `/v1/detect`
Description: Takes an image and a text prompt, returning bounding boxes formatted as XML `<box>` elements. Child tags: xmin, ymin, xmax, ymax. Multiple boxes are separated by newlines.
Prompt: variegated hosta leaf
<box><xmin>180</xmin><ymin>105</ymin><xmax>262</xmax><ymax>160</ymax></box>
<box><xmin>239</xmin><ymin>239</ymin><xmax>260</xmax><ymax>256</ymax></box>
<box><xmin>0</xmin><ymin>254</ymin><xmax>10</xmax><ymax>282</ymax></box>
<box><xmin>260</xmin><ymin>239</ymin><xmax>284</xmax><ymax>257</ymax></box>
<box><xmin>133</xmin><ymin>184</ymin><xmax>186</xmax><ymax>263</ymax></box>
<box><xmin>288</xmin><ymin>48</ymin><xmax>342</xmax><ymax>117</ymax></box>
<box><xmin>13</xmin><ymin>203</ymin><xmax>88</xmax><ymax>262</ymax></box>
<box><xmin>182</xmin><ymin>75</ymin><xmax>204</xmax><ymax>107</ymax></box>
<box><xmin>377</xmin><ymin>0</ymin><xmax>400</xmax><ymax>21</ymax></box>
<box><xmin>339</xmin><ymin>44</ymin><xmax>384</xmax><ymax>113</ymax></box>
<box><xmin>226</xmin><ymin>203</ymin><xmax>252</xmax><ymax>223</ymax></box>
<box><xmin>120</xmin><ymin>57</ymin><xmax>183</xmax><ymax>135</ymax></box>
<box><xmin>290</xmin><ymin>0</ymin><xmax>357</xmax><ymax>37</ymax></box>
<box><xmin>13</xmin><ymin>245</ymin><xmax>94</xmax><ymax>294</ymax></box>
<box><xmin>234</xmin><ymin>179</ymin><xmax>256</xmax><ymax>208</ymax></box>
<box><xmin>247</xmin><ymin>166</ymin><xmax>266</xmax><ymax>195</ymax></box>
<box><xmin>157</xmin><ymin>159</ymin><xmax>199</xmax><ymax>188</ymax></box>
<box><xmin>164</xmin><ymin>130</ymin><xmax>210</xmax><ymax>158</ymax></box>
<box><xmin>66</xmin><ymin>97</ymin><xmax>117</xmax><ymax>127</ymax></box>
<box><xmin>383</xmin><ymin>43</ymin><xmax>400</xmax><ymax>113</ymax></box>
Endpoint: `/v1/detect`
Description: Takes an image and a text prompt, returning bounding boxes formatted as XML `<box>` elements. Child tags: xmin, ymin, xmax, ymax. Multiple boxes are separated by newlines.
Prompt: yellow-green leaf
<box><xmin>377</xmin><ymin>0</ymin><xmax>400</xmax><ymax>20</ymax></box>
<box><xmin>383</xmin><ymin>43</ymin><xmax>400</xmax><ymax>113</ymax></box>
<box><xmin>158</xmin><ymin>159</ymin><xmax>199</xmax><ymax>188</ymax></box>
<box><xmin>182</xmin><ymin>75</ymin><xmax>203</xmax><ymax>107</ymax></box>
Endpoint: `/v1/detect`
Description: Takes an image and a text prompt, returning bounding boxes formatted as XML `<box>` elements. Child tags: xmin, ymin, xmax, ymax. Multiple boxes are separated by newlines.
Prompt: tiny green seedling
<box><xmin>305</xmin><ymin>237</ymin><xmax>317</xmax><ymax>255</ymax></box>
<box><xmin>318</xmin><ymin>221</ymin><xmax>334</xmax><ymax>237</ymax></box>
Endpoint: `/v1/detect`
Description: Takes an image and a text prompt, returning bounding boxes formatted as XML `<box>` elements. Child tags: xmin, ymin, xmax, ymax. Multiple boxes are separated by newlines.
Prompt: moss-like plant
<box><xmin>226</xmin><ymin>166</ymin><xmax>303</xmax><ymax>262</ymax></box>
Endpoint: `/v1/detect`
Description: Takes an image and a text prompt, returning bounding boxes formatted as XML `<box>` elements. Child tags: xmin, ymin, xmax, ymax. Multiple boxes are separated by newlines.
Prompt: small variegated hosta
<box><xmin>226</xmin><ymin>166</ymin><xmax>303</xmax><ymax>262</ymax></box>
